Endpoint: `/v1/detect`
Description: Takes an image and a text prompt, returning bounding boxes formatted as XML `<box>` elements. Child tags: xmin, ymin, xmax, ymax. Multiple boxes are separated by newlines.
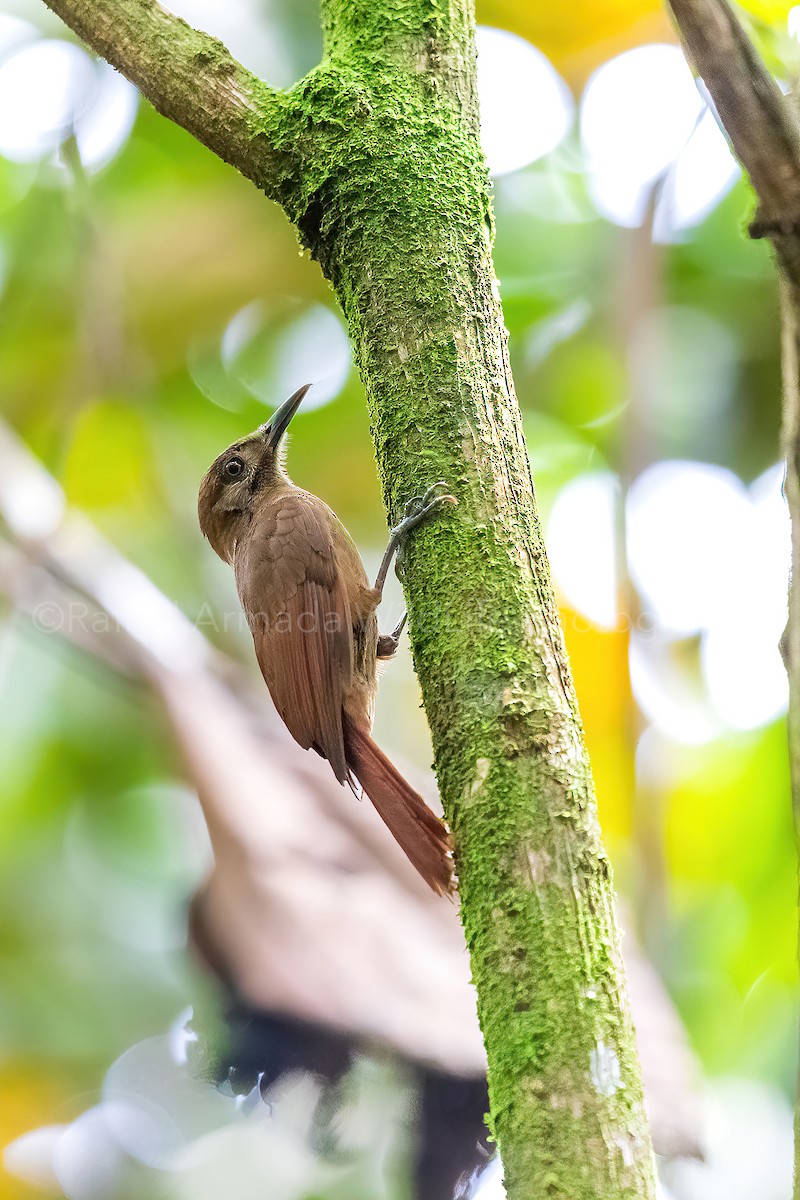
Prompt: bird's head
<box><xmin>197</xmin><ymin>383</ymin><xmax>310</xmax><ymax>562</ymax></box>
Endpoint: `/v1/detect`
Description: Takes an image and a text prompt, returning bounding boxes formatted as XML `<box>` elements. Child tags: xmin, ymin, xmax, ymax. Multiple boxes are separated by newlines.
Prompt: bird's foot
<box><xmin>392</xmin><ymin>481</ymin><xmax>457</xmax><ymax>542</ymax></box>
<box><xmin>373</xmin><ymin>482</ymin><xmax>457</xmax><ymax>596</ymax></box>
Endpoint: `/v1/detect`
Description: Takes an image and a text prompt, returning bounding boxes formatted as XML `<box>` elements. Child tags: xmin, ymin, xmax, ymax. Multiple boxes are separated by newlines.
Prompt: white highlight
<box><xmin>581</xmin><ymin>44</ymin><xmax>736</xmax><ymax>231</ymax></box>
<box><xmin>169</xmin><ymin>1007</ymin><xmax>199</xmax><ymax>1067</ymax></box>
<box><xmin>71</xmin><ymin>62</ymin><xmax>138</xmax><ymax>172</ymax></box>
<box><xmin>701</xmin><ymin>464</ymin><xmax>789</xmax><ymax>730</ymax></box>
<box><xmin>547</xmin><ymin>472</ymin><xmax>619</xmax><ymax>630</ymax></box>
<box><xmin>0</xmin><ymin>39</ymin><xmax>137</xmax><ymax>170</ymax></box>
<box><xmin>162</xmin><ymin>0</ymin><xmax>290</xmax><ymax>84</ymax></box>
<box><xmin>549</xmin><ymin>460</ymin><xmax>789</xmax><ymax>738</ymax></box>
<box><xmin>630</xmin><ymin>630</ymin><xmax>722</xmax><ymax>745</ymax></box>
<box><xmin>222</xmin><ymin>302</ymin><xmax>350</xmax><ymax>411</ymax></box>
<box><xmin>274</xmin><ymin>304</ymin><xmax>351</xmax><ymax>409</ymax></box>
<box><xmin>469</xmin><ymin>1154</ymin><xmax>505</xmax><ymax>1199</ymax></box>
<box><xmin>590</xmin><ymin>1040</ymin><xmax>622</xmax><ymax>1096</ymax></box>
<box><xmin>626</xmin><ymin>461</ymin><xmax>749</xmax><ymax>637</ymax></box>
<box><xmin>655</xmin><ymin>109</ymin><xmax>739</xmax><ymax>239</ymax></box>
<box><xmin>0</xmin><ymin>40</ymin><xmax>94</xmax><ymax>162</ymax></box>
<box><xmin>627</xmin><ymin>460</ymin><xmax>789</xmax><ymax>735</ymax></box>
<box><xmin>0</xmin><ymin>15</ymin><xmax>37</xmax><ymax>59</ymax></box>
<box><xmin>61</xmin><ymin>528</ymin><xmax>211</xmax><ymax>672</ymax></box>
<box><xmin>666</xmin><ymin>1079</ymin><xmax>793</xmax><ymax>1200</ymax></box>
<box><xmin>3</xmin><ymin>1126</ymin><xmax>63</xmax><ymax>1191</ymax></box>
<box><xmin>102</xmin><ymin>1036</ymin><xmax>233</xmax><ymax>1168</ymax></box>
<box><xmin>0</xmin><ymin>463</ymin><xmax>65</xmax><ymax>540</ymax></box>
<box><xmin>53</xmin><ymin>1105</ymin><xmax>137</xmax><ymax>1200</ymax></box>
<box><xmin>477</xmin><ymin>26</ymin><xmax>572</xmax><ymax>177</ymax></box>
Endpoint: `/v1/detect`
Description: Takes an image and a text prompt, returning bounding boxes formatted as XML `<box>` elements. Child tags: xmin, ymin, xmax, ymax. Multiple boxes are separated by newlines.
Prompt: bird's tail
<box><xmin>343</xmin><ymin>714</ymin><xmax>454</xmax><ymax>896</ymax></box>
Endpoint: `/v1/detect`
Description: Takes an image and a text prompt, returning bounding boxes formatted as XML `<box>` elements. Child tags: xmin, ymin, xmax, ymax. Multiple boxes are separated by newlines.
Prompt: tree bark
<box><xmin>40</xmin><ymin>0</ymin><xmax>656</xmax><ymax>1194</ymax></box>
<box><xmin>665</xmin><ymin>0</ymin><xmax>800</xmax><ymax>1192</ymax></box>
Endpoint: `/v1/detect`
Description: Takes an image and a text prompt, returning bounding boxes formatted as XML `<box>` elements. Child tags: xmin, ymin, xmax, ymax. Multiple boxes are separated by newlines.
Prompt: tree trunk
<box><xmin>40</xmin><ymin>0</ymin><xmax>656</xmax><ymax>1194</ymax></box>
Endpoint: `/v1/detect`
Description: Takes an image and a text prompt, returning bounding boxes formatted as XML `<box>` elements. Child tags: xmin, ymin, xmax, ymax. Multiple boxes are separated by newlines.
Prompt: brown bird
<box><xmin>198</xmin><ymin>384</ymin><xmax>456</xmax><ymax>895</ymax></box>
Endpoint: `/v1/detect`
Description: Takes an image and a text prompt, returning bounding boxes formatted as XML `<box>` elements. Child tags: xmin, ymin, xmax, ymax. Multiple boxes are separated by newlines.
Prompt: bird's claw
<box><xmin>402</xmin><ymin>481</ymin><xmax>457</xmax><ymax>522</ymax></box>
<box><xmin>389</xmin><ymin>483</ymin><xmax>457</xmax><ymax>581</ymax></box>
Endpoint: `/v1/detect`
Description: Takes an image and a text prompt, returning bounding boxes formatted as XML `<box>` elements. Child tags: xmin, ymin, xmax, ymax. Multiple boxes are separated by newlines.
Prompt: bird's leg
<box><xmin>374</xmin><ymin>483</ymin><xmax>456</xmax><ymax>656</ymax></box>
<box><xmin>374</xmin><ymin>482</ymin><xmax>456</xmax><ymax>595</ymax></box>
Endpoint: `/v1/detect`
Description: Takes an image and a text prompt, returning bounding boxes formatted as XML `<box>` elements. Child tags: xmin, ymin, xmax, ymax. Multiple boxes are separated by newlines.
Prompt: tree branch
<box><xmin>666</xmin><ymin>0</ymin><xmax>800</xmax><ymax>1192</ymax></box>
<box><xmin>41</xmin><ymin>0</ymin><xmax>303</xmax><ymax>201</ymax></box>
<box><xmin>667</xmin><ymin>0</ymin><xmax>800</xmax><ymax>235</ymax></box>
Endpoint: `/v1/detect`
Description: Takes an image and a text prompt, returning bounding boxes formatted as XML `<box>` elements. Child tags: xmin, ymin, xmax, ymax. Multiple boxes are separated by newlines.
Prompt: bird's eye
<box><xmin>224</xmin><ymin>456</ymin><xmax>245</xmax><ymax>479</ymax></box>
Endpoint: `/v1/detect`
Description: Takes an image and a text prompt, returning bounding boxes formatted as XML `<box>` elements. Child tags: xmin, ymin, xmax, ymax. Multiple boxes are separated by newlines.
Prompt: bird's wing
<box><xmin>235</xmin><ymin>492</ymin><xmax>354</xmax><ymax>783</ymax></box>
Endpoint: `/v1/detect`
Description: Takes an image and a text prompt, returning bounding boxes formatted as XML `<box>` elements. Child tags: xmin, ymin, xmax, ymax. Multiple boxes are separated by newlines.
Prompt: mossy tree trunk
<box><xmin>41</xmin><ymin>0</ymin><xmax>656</xmax><ymax>1194</ymax></box>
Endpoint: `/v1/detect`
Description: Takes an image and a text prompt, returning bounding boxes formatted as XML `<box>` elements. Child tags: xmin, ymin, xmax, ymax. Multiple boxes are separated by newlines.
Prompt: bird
<box><xmin>198</xmin><ymin>384</ymin><xmax>456</xmax><ymax>895</ymax></box>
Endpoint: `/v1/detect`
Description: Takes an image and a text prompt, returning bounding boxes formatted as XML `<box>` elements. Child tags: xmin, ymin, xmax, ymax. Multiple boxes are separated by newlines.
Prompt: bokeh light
<box><xmin>0</xmin><ymin>38</ymin><xmax>136</xmax><ymax>170</ymax></box>
<box><xmin>547</xmin><ymin>460</ymin><xmax>790</xmax><ymax>741</ymax></box>
<box><xmin>476</xmin><ymin>26</ymin><xmax>572</xmax><ymax>177</ymax></box>
<box><xmin>626</xmin><ymin>461</ymin><xmax>749</xmax><ymax>637</ymax></box>
<box><xmin>701</xmin><ymin>465</ymin><xmax>789</xmax><ymax>730</ymax></box>
<box><xmin>629</xmin><ymin>631</ymin><xmax>722</xmax><ymax>745</ymax></box>
<box><xmin>162</xmin><ymin>0</ymin><xmax>300</xmax><ymax>85</ymax></box>
<box><xmin>662</xmin><ymin>1080</ymin><xmax>793</xmax><ymax>1200</ymax></box>
<box><xmin>546</xmin><ymin>471</ymin><xmax>619</xmax><ymax>629</ymax></box>
<box><xmin>0</xmin><ymin>15</ymin><xmax>37</xmax><ymax>60</ymax></box>
<box><xmin>221</xmin><ymin>301</ymin><xmax>351</xmax><ymax>412</ymax></box>
<box><xmin>655</xmin><ymin>109</ymin><xmax>740</xmax><ymax>240</ymax></box>
<box><xmin>580</xmin><ymin>44</ymin><xmax>737</xmax><ymax>231</ymax></box>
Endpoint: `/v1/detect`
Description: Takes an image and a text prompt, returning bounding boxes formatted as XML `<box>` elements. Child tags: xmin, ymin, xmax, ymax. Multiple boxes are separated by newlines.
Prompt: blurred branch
<box><xmin>40</xmin><ymin>0</ymin><xmax>303</xmax><ymax>201</ymax></box>
<box><xmin>0</xmin><ymin>421</ymin><xmax>704</xmax><ymax>1158</ymax></box>
<box><xmin>61</xmin><ymin>134</ymin><xmax>133</xmax><ymax>398</ymax></box>
<box><xmin>615</xmin><ymin>184</ymin><xmax>671</xmax><ymax>943</ymax></box>
<box><xmin>666</xmin><ymin>0</ymin><xmax>800</xmax><ymax>236</ymax></box>
<box><xmin>665</xmin><ymin>0</ymin><xmax>800</xmax><ymax>1191</ymax></box>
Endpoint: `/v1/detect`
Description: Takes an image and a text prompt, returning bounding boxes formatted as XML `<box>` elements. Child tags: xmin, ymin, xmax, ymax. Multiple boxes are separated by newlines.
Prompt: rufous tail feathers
<box><xmin>343</xmin><ymin>715</ymin><xmax>454</xmax><ymax>896</ymax></box>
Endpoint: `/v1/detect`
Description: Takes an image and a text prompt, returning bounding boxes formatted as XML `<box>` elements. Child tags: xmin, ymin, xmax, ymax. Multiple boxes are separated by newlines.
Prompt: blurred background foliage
<box><xmin>0</xmin><ymin>0</ymin><xmax>797</xmax><ymax>1196</ymax></box>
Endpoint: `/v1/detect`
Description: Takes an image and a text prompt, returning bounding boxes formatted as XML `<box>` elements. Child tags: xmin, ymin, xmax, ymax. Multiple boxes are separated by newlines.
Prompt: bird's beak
<box><xmin>260</xmin><ymin>384</ymin><xmax>312</xmax><ymax>448</ymax></box>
